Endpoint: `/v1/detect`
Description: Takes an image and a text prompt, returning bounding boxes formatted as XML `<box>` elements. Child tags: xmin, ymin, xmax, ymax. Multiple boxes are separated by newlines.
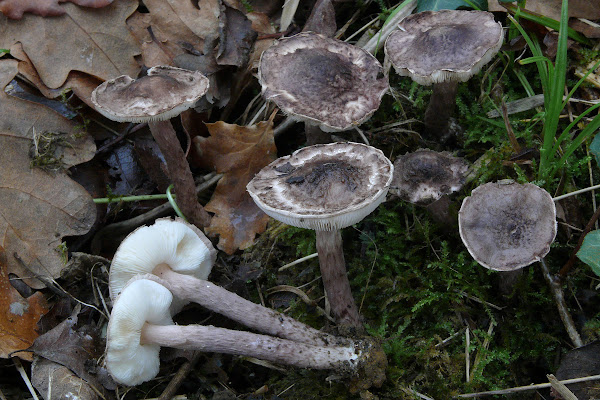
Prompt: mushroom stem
<box><xmin>141</xmin><ymin>323</ymin><xmax>361</xmax><ymax>370</ymax></box>
<box><xmin>423</xmin><ymin>81</ymin><xmax>459</xmax><ymax>140</ymax></box>
<box><xmin>315</xmin><ymin>230</ymin><xmax>363</xmax><ymax>332</ymax></box>
<box><xmin>148</xmin><ymin>120</ymin><xmax>211</xmax><ymax>228</ymax></box>
<box><xmin>305</xmin><ymin>123</ymin><xmax>332</xmax><ymax>145</ymax></box>
<box><xmin>151</xmin><ymin>266</ymin><xmax>343</xmax><ymax>347</ymax></box>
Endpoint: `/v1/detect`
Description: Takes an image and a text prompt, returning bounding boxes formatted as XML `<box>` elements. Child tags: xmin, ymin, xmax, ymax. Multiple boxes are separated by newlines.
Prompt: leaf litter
<box><xmin>0</xmin><ymin>1</ymin><xmax>600</xmax><ymax>399</ymax></box>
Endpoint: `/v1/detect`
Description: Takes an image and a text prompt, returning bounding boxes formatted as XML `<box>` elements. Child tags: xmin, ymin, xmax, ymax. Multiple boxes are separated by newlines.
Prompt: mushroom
<box><xmin>106</xmin><ymin>278</ymin><xmax>370</xmax><ymax>386</ymax></box>
<box><xmin>384</xmin><ymin>10</ymin><xmax>503</xmax><ymax>139</ymax></box>
<box><xmin>247</xmin><ymin>142</ymin><xmax>393</xmax><ymax>331</ymax></box>
<box><xmin>258</xmin><ymin>32</ymin><xmax>388</xmax><ymax>144</ymax></box>
<box><xmin>390</xmin><ymin>149</ymin><xmax>468</xmax><ymax>205</ymax></box>
<box><xmin>91</xmin><ymin>66</ymin><xmax>211</xmax><ymax>227</ymax></box>
<box><xmin>109</xmin><ymin>217</ymin><xmax>341</xmax><ymax>347</ymax></box>
<box><xmin>458</xmin><ymin>181</ymin><xmax>557</xmax><ymax>271</ymax></box>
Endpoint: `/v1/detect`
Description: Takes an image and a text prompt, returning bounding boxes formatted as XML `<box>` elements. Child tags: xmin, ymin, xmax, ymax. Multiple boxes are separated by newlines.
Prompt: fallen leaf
<box><xmin>195</xmin><ymin>117</ymin><xmax>277</xmax><ymax>254</ymax></box>
<box><xmin>216</xmin><ymin>5</ymin><xmax>257</xmax><ymax>67</ymax></box>
<box><xmin>303</xmin><ymin>0</ymin><xmax>336</xmax><ymax>37</ymax></box>
<box><xmin>0</xmin><ymin>0</ymin><xmax>140</xmax><ymax>89</ymax></box>
<box><xmin>0</xmin><ymin>59</ymin><xmax>97</xmax><ymax>288</ymax></box>
<box><xmin>0</xmin><ymin>246</ymin><xmax>49</xmax><ymax>360</ymax></box>
<box><xmin>577</xmin><ymin>230</ymin><xmax>600</xmax><ymax>277</ymax></box>
<box><xmin>488</xmin><ymin>0</ymin><xmax>600</xmax><ymax>20</ymax></box>
<box><xmin>0</xmin><ymin>0</ymin><xmax>113</xmax><ymax>19</ymax></box>
<box><xmin>30</xmin><ymin>306</ymin><xmax>114</xmax><ymax>393</ymax></box>
<box><xmin>32</xmin><ymin>358</ymin><xmax>98</xmax><ymax>400</ymax></box>
<box><xmin>554</xmin><ymin>341</ymin><xmax>600</xmax><ymax>400</ymax></box>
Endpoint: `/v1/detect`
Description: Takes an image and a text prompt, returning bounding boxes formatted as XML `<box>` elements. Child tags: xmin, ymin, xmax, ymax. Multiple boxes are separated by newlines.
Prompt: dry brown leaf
<box><xmin>0</xmin><ymin>0</ymin><xmax>140</xmax><ymax>89</ymax></box>
<box><xmin>0</xmin><ymin>246</ymin><xmax>49</xmax><ymax>360</ymax></box>
<box><xmin>0</xmin><ymin>0</ymin><xmax>113</xmax><ymax>19</ymax></box>
<box><xmin>195</xmin><ymin>117</ymin><xmax>277</xmax><ymax>254</ymax></box>
<box><xmin>488</xmin><ymin>0</ymin><xmax>600</xmax><ymax>20</ymax></box>
<box><xmin>32</xmin><ymin>358</ymin><xmax>98</xmax><ymax>400</ymax></box>
<box><xmin>0</xmin><ymin>59</ymin><xmax>96</xmax><ymax>288</ymax></box>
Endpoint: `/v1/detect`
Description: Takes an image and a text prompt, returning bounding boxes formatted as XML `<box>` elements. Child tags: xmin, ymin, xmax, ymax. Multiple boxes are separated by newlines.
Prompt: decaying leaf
<box><xmin>0</xmin><ymin>0</ymin><xmax>140</xmax><ymax>89</ymax></box>
<box><xmin>0</xmin><ymin>0</ymin><xmax>113</xmax><ymax>19</ymax></box>
<box><xmin>30</xmin><ymin>306</ymin><xmax>114</xmax><ymax>393</ymax></box>
<box><xmin>0</xmin><ymin>59</ymin><xmax>96</xmax><ymax>288</ymax></box>
<box><xmin>195</xmin><ymin>117</ymin><xmax>277</xmax><ymax>254</ymax></box>
<box><xmin>32</xmin><ymin>358</ymin><xmax>98</xmax><ymax>400</ymax></box>
<box><xmin>0</xmin><ymin>246</ymin><xmax>48</xmax><ymax>361</ymax></box>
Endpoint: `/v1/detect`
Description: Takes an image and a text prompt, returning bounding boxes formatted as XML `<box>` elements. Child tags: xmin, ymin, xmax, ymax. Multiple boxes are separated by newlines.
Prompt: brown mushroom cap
<box><xmin>390</xmin><ymin>149</ymin><xmax>468</xmax><ymax>204</ymax></box>
<box><xmin>384</xmin><ymin>10</ymin><xmax>503</xmax><ymax>85</ymax></box>
<box><xmin>458</xmin><ymin>181</ymin><xmax>557</xmax><ymax>271</ymax></box>
<box><xmin>258</xmin><ymin>32</ymin><xmax>389</xmax><ymax>132</ymax></box>
<box><xmin>91</xmin><ymin>66</ymin><xmax>209</xmax><ymax>123</ymax></box>
<box><xmin>247</xmin><ymin>142</ymin><xmax>393</xmax><ymax>231</ymax></box>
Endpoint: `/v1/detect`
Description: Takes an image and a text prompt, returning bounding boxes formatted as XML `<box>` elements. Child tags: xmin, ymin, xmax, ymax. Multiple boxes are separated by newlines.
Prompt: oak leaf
<box><xmin>0</xmin><ymin>246</ymin><xmax>49</xmax><ymax>360</ymax></box>
<box><xmin>0</xmin><ymin>0</ymin><xmax>113</xmax><ymax>19</ymax></box>
<box><xmin>0</xmin><ymin>0</ymin><xmax>140</xmax><ymax>89</ymax></box>
<box><xmin>0</xmin><ymin>59</ymin><xmax>96</xmax><ymax>288</ymax></box>
<box><xmin>195</xmin><ymin>117</ymin><xmax>276</xmax><ymax>254</ymax></box>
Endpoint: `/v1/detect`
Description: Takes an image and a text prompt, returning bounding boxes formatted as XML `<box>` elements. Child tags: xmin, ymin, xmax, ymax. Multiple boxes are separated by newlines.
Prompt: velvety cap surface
<box><xmin>258</xmin><ymin>32</ymin><xmax>389</xmax><ymax>131</ymax></box>
<box><xmin>247</xmin><ymin>142</ymin><xmax>393</xmax><ymax>231</ymax></box>
<box><xmin>458</xmin><ymin>181</ymin><xmax>557</xmax><ymax>271</ymax></box>
<box><xmin>390</xmin><ymin>149</ymin><xmax>468</xmax><ymax>204</ymax></box>
<box><xmin>106</xmin><ymin>278</ymin><xmax>173</xmax><ymax>386</ymax></box>
<box><xmin>385</xmin><ymin>10</ymin><xmax>503</xmax><ymax>85</ymax></box>
<box><xmin>91</xmin><ymin>66</ymin><xmax>209</xmax><ymax>123</ymax></box>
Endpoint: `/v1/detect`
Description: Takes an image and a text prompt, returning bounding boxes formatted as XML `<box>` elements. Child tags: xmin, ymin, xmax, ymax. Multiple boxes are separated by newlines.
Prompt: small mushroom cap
<box><xmin>458</xmin><ymin>181</ymin><xmax>557</xmax><ymax>271</ymax></box>
<box><xmin>258</xmin><ymin>32</ymin><xmax>389</xmax><ymax>132</ymax></box>
<box><xmin>384</xmin><ymin>10</ymin><xmax>503</xmax><ymax>85</ymax></box>
<box><xmin>91</xmin><ymin>66</ymin><xmax>209</xmax><ymax>123</ymax></box>
<box><xmin>106</xmin><ymin>278</ymin><xmax>174</xmax><ymax>386</ymax></box>
<box><xmin>109</xmin><ymin>217</ymin><xmax>217</xmax><ymax>302</ymax></box>
<box><xmin>247</xmin><ymin>142</ymin><xmax>393</xmax><ymax>231</ymax></box>
<box><xmin>390</xmin><ymin>149</ymin><xmax>468</xmax><ymax>204</ymax></box>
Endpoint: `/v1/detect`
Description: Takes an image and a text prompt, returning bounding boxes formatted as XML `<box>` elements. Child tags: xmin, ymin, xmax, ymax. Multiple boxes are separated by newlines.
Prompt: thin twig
<box><xmin>158</xmin><ymin>352</ymin><xmax>202</xmax><ymax>400</ymax></box>
<box><xmin>539</xmin><ymin>259</ymin><xmax>583</xmax><ymax>347</ymax></box>
<box><xmin>278</xmin><ymin>253</ymin><xmax>318</xmax><ymax>271</ymax></box>
<box><xmin>455</xmin><ymin>374</ymin><xmax>600</xmax><ymax>398</ymax></box>
<box><xmin>13</xmin><ymin>358</ymin><xmax>40</xmax><ymax>400</ymax></box>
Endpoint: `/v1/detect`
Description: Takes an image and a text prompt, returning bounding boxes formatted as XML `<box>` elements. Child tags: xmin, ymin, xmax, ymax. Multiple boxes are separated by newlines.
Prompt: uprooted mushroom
<box><xmin>109</xmin><ymin>217</ymin><xmax>341</xmax><ymax>347</ymax></box>
<box><xmin>106</xmin><ymin>278</ymin><xmax>387</xmax><ymax>389</ymax></box>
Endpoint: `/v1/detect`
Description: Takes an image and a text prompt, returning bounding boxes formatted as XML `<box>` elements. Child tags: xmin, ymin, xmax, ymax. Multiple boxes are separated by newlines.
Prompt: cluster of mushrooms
<box><xmin>91</xmin><ymin>8</ymin><xmax>562</xmax><ymax>390</ymax></box>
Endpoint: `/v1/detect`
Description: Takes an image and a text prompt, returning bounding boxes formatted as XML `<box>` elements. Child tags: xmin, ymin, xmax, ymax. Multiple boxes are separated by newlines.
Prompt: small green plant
<box><xmin>509</xmin><ymin>0</ymin><xmax>600</xmax><ymax>186</ymax></box>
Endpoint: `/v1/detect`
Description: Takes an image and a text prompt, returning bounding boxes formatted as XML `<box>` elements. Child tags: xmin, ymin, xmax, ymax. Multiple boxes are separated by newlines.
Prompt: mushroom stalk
<box><xmin>151</xmin><ymin>266</ymin><xmax>343</xmax><ymax>347</ymax></box>
<box><xmin>149</xmin><ymin>120</ymin><xmax>211</xmax><ymax>228</ymax></box>
<box><xmin>305</xmin><ymin>123</ymin><xmax>332</xmax><ymax>145</ymax></box>
<box><xmin>141</xmin><ymin>323</ymin><xmax>360</xmax><ymax>370</ymax></box>
<box><xmin>423</xmin><ymin>81</ymin><xmax>458</xmax><ymax>139</ymax></box>
<box><xmin>315</xmin><ymin>230</ymin><xmax>362</xmax><ymax>332</ymax></box>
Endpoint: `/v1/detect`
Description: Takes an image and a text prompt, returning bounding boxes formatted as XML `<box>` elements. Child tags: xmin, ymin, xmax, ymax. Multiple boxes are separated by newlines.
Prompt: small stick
<box><xmin>539</xmin><ymin>259</ymin><xmax>583</xmax><ymax>347</ymax></box>
<box><xmin>13</xmin><ymin>358</ymin><xmax>40</xmax><ymax>400</ymax></box>
<box><xmin>278</xmin><ymin>253</ymin><xmax>318</xmax><ymax>271</ymax></box>
<box><xmin>547</xmin><ymin>374</ymin><xmax>578</xmax><ymax>400</ymax></box>
<box><xmin>158</xmin><ymin>352</ymin><xmax>202</xmax><ymax>400</ymax></box>
<box><xmin>455</xmin><ymin>374</ymin><xmax>600</xmax><ymax>398</ymax></box>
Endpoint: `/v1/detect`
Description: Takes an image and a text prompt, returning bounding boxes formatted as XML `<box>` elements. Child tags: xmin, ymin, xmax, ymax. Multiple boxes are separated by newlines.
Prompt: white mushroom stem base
<box><xmin>316</xmin><ymin>230</ymin><xmax>363</xmax><ymax>332</ymax></box>
<box><xmin>141</xmin><ymin>323</ymin><xmax>361</xmax><ymax>370</ymax></box>
<box><xmin>423</xmin><ymin>81</ymin><xmax>459</xmax><ymax>139</ymax></box>
<box><xmin>152</xmin><ymin>266</ymin><xmax>343</xmax><ymax>347</ymax></box>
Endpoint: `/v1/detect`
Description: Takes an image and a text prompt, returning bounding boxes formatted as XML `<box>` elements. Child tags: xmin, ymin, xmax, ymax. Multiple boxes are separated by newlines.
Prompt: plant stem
<box><xmin>93</xmin><ymin>193</ymin><xmax>171</xmax><ymax>204</ymax></box>
<box><xmin>315</xmin><ymin>230</ymin><xmax>363</xmax><ymax>333</ymax></box>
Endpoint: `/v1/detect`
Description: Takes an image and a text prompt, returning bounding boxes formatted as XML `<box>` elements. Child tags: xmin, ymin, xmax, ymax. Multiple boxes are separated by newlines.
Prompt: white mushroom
<box><xmin>109</xmin><ymin>217</ymin><xmax>341</xmax><ymax>347</ymax></box>
<box><xmin>247</xmin><ymin>142</ymin><xmax>393</xmax><ymax>331</ymax></box>
<box><xmin>106</xmin><ymin>278</ymin><xmax>366</xmax><ymax>386</ymax></box>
